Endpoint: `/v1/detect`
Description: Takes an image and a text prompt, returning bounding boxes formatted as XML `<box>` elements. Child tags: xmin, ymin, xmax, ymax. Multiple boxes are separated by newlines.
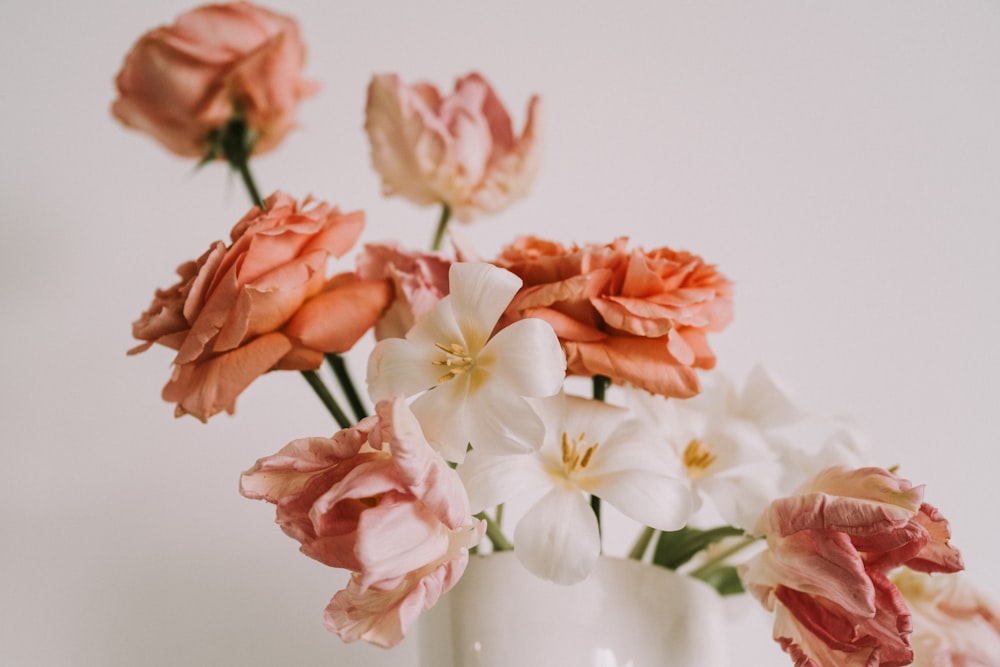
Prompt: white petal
<box><xmin>467</xmin><ymin>387</ymin><xmax>545</xmax><ymax>454</ymax></box>
<box><xmin>737</xmin><ymin>365</ymin><xmax>805</xmax><ymax>428</ymax></box>
<box><xmin>448</xmin><ymin>263</ymin><xmax>521</xmax><ymax>352</ymax></box>
<box><xmin>514</xmin><ymin>488</ymin><xmax>600</xmax><ymax>585</ymax></box>
<box><xmin>481</xmin><ymin>318</ymin><xmax>565</xmax><ymax>397</ymax></box>
<box><xmin>457</xmin><ymin>449</ymin><xmax>551</xmax><ymax>513</ymax></box>
<box><xmin>367</xmin><ymin>338</ymin><xmax>442</xmax><ymax>400</ymax></box>
<box><xmin>410</xmin><ymin>380</ymin><xmax>472</xmax><ymax>462</ymax></box>
<box><xmin>585</xmin><ymin>469</ymin><xmax>692</xmax><ymax>532</ymax></box>
<box><xmin>697</xmin><ymin>472</ymin><xmax>777</xmax><ymax>532</ymax></box>
<box><xmin>405</xmin><ymin>292</ymin><xmax>462</xmax><ymax>346</ymax></box>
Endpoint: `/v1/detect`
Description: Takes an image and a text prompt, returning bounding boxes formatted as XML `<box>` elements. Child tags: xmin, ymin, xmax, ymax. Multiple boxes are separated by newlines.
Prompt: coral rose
<box><xmin>739</xmin><ymin>466</ymin><xmax>964</xmax><ymax>667</ymax></box>
<box><xmin>495</xmin><ymin>236</ymin><xmax>732</xmax><ymax>398</ymax></box>
<box><xmin>130</xmin><ymin>191</ymin><xmax>389</xmax><ymax>421</ymax></box>
<box><xmin>112</xmin><ymin>2</ymin><xmax>317</xmax><ymax>158</ymax></box>
<box><xmin>240</xmin><ymin>397</ymin><xmax>484</xmax><ymax>648</ymax></box>
<box><xmin>356</xmin><ymin>243</ymin><xmax>451</xmax><ymax>340</ymax></box>
<box><xmin>894</xmin><ymin>570</ymin><xmax>1000</xmax><ymax>667</ymax></box>
<box><xmin>365</xmin><ymin>72</ymin><xmax>542</xmax><ymax>223</ymax></box>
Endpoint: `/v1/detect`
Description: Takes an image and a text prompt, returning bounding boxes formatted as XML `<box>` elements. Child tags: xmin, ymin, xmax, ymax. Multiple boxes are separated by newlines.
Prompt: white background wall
<box><xmin>1</xmin><ymin>1</ymin><xmax>998</xmax><ymax>665</ymax></box>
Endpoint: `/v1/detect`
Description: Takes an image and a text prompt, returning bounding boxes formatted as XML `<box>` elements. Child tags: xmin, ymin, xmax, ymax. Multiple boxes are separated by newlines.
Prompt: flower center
<box><xmin>683</xmin><ymin>438</ymin><xmax>717</xmax><ymax>480</ymax></box>
<box><xmin>561</xmin><ymin>431</ymin><xmax>599</xmax><ymax>474</ymax></box>
<box><xmin>432</xmin><ymin>342</ymin><xmax>475</xmax><ymax>383</ymax></box>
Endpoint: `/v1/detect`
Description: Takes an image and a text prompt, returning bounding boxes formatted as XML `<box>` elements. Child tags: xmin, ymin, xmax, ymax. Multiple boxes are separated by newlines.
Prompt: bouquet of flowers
<box><xmin>113</xmin><ymin>3</ymin><xmax>1000</xmax><ymax>665</ymax></box>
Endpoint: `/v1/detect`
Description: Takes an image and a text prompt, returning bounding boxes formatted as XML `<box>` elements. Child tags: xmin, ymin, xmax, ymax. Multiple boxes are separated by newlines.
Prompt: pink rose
<box><xmin>740</xmin><ymin>466</ymin><xmax>964</xmax><ymax>667</ymax></box>
<box><xmin>356</xmin><ymin>243</ymin><xmax>451</xmax><ymax>339</ymax></box>
<box><xmin>894</xmin><ymin>570</ymin><xmax>1000</xmax><ymax>667</ymax></box>
<box><xmin>365</xmin><ymin>72</ymin><xmax>542</xmax><ymax>222</ymax></box>
<box><xmin>130</xmin><ymin>192</ymin><xmax>389</xmax><ymax>421</ymax></box>
<box><xmin>240</xmin><ymin>397</ymin><xmax>484</xmax><ymax>647</ymax></box>
<box><xmin>495</xmin><ymin>236</ymin><xmax>733</xmax><ymax>398</ymax></box>
<box><xmin>112</xmin><ymin>2</ymin><xmax>317</xmax><ymax>158</ymax></box>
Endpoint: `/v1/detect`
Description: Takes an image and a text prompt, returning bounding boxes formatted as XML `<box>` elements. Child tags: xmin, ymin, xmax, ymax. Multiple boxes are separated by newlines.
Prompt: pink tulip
<box><xmin>365</xmin><ymin>72</ymin><xmax>542</xmax><ymax>222</ymax></box>
<box><xmin>112</xmin><ymin>2</ymin><xmax>317</xmax><ymax>158</ymax></box>
<box><xmin>240</xmin><ymin>398</ymin><xmax>484</xmax><ymax>647</ymax></box>
<box><xmin>895</xmin><ymin>570</ymin><xmax>1000</xmax><ymax>667</ymax></box>
<box><xmin>740</xmin><ymin>466</ymin><xmax>964</xmax><ymax>666</ymax></box>
<box><xmin>356</xmin><ymin>243</ymin><xmax>451</xmax><ymax>339</ymax></box>
<box><xmin>495</xmin><ymin>236</ymin><xmax>733</xmax><ymax>399</ymax></box>
<box><xmin>130</xmin><ymin>192</ymin><xmax>389</xmax><ymax>421</ymax></box>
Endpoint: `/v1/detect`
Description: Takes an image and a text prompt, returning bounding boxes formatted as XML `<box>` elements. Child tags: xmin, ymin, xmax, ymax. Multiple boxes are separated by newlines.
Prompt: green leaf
<box><xmin>693</xmin><ymin>565</ymin><xmax>745</xmax><ymax>596</ymax></box>
<box><xmin>652</xmin><ymin>525</ymin><xmax>745</xmax><ymax>570</ymax></box>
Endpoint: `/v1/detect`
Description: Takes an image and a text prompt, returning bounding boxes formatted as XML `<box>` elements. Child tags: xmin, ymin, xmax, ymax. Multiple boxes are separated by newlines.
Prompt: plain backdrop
<box><xmin>2</xmin><ymin>1</ymin><xmax>998</xmax><ymax>665</ymax></box>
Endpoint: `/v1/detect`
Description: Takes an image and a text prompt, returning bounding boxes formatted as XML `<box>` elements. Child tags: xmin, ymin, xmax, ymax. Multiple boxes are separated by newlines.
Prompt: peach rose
<box><xmin>365</xmin><ymin>72</ymin><xmax>542</xmax><ymax>222</ymax></box>
<box><xmin>495</xmin><ymin>236</ymin><xmax>733</xmax><ymax>398</ymax></box>
<box><xmin>894</xmin><ymin>570</ymin><xmax>1000</xmax><ymax>667</ymax></box>
<box><xmin>739</xmin><ymin>466</ymin><xmax>964</xmax><ymax>667</ymax></box>
<box><xmin>240</xmin><ymin>397</ymin><xmax>484</xmax><ymax>647</ymax></box>
<box><xmin>112</xmin><ymin>2</ymin><xmax>317</xmax><ymax>158</ymax></box>
<box><xmin>130</xmin><ymin>191</ymin><xmax>389</xmax><ymax>421</ymax></box>
<box><xmin>356</xmin><ymin>243</ymin><xmax>451</xmax><ymax>339</ymax></box>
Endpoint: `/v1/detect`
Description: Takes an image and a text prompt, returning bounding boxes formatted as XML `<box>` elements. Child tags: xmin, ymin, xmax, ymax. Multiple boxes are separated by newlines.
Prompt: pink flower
<box><xmin>356</xmin><ymin>243</ymin><xmax>451</xmax><ymax>339</ymax></box>
<box><xmin>894</xmin><ymin>570</ymin><xmax>1000</xmax><ymax>667</ymax></box>
<box><xmin>365</xmin><ymin>72</ymin><xmax>542</xmax><ymax>222</ymax></box>
<box><xmin>130</xmin><ymin>192</ymin><xmax>389</xmax><ymax>421</ymax></box>
<box><xmin>240</xmin><ymin>398</ymin><xmax>484</xmax><ymax>647</ymax></box>
<box><xmin>112</xmin><ymin>2</ymin><xmax>317</xmax><ymax>158</ymax></box>
<box><xmin>495</xmin><ymin>236</ymin><xmax>733</xmax><ymax>398</ymax></box>
<box><xmin>740</xmin><ymin>466</ymin><xmax>964</xmax><ymax>667</ymax></box>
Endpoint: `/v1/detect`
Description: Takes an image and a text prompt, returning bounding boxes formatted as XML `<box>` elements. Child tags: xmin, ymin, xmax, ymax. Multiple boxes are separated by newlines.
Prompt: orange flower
<box><xmin>364</xmin><ymin>72</ymin><xmax>542</xmax><ymax>222</ymax></box>
<box><xmin>130</xmin><ymin>192</ymin><xmax>389</xmax><ymax>421</ymax></box>
<box><xmin>111</xmin><ymin>2</ymin><xmax>317</xmax><ymax>158</ymax></box>
<box><xmin>495</xmin><ymin>236</ymin><xmax>732</xmax><ymax>398</ymax></box>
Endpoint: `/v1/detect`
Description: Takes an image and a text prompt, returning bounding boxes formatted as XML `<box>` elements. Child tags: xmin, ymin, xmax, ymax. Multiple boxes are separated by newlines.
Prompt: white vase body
<box><xmin>418</xmin><ymin>552</ymin><xmax>731</xmax><ymax>667</ymax></box>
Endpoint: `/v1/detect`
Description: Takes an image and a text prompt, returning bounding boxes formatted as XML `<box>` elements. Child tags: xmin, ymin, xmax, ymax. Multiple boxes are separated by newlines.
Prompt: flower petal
<box><xmin>514</xmin><ymin>488</ymin><xmax>600</xmax><ymax>585</ymax></box>
<box><xmin>585</xmin><ymin>469</ymin><xmax>692</xmax><ymax>532</ymax></box>
<box><xmin>481</xmin><ymin>318</ymin><xmax>565</xmax><ymax>397</ymax></box>
<box><xmin>448</xmin><ymin>263</ymin><xmax>521</xmax><ymax>352</ymax></box>
<box><xmin>457</xmin><ymin>449</ymin><xmax>551</xmax><ymax>513</ymax></box>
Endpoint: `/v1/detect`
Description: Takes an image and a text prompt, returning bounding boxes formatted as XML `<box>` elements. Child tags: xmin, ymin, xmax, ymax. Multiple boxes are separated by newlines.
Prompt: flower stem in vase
<box><xmin>628</xmin><ymin>526</ymin><xmax>657</xmax><ymax>561</ymax></box>
<box><xmin>430</xmin><ymin>203</ymin><xmax>451</xmax><ymax>251</ymax></box>
<box><xmin>301</xmin><ymin>370</ymin><xmax>352</xmax><ymax>429</ymax></box>
<box><xmin>590</xmin><ymin>374</ymin><xmax>611</xmax><ymax>538</ymax></box>
<box><xmin>475</xmin><ymin>511</ymin><xmax>513</xmax><ymax>551</ymax></box>
<box><xmin>326</xmin><ymin>353</ymin><xmax>368</xmax><ymax>421</ymax></box>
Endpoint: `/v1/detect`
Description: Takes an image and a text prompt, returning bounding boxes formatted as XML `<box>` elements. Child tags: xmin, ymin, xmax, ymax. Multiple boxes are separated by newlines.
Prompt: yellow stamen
<box><xmin>683</xmin><ymin>439</ymin><xmax>717</xmax><ymax>479</ymax></box>
<box><xmin>561</xmin><ymin>432</ymin><xmax>599</xmax><ymax>474</ymax></box>
<box><xmin>432</xmin><ymin>342</ymin><xmax>475</xmax><ymax>383</ymax></box>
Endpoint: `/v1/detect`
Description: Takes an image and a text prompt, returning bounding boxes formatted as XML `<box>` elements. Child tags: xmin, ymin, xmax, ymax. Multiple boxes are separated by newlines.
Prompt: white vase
<box><xmin>418</xmin><ymin>552</ymin><xmax>731</xmax><ymax>667</ymax></box>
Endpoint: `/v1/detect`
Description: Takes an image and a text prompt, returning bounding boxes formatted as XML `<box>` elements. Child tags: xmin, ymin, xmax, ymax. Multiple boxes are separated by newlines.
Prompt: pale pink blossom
<box><xmin>894</xmin><ymin>570</ymin><xmax>1000</xmax><ymax>667</ymax></box>
<box><xmin>365</xmin><ymin>72</ymin><xmax>542</xmax><ymax>222</ymax></box>
<box><xmin>740</xmin><ymin>466</ymin><xmax>964</xmax><ymax>666</ymax></box>
<box><xmin>112</xmin><ymin>2</ymin><xmax>317</xmax><ymax>157</ymax></box>
<box><xmin>240</xmin><ymin>397</ymin><xmax>484</xmax><ymax>647</ymax></box>
<box><xmin>356</xmin><ymin>243</ymin><xmax>451</xmax><ymax>339</ymax></box>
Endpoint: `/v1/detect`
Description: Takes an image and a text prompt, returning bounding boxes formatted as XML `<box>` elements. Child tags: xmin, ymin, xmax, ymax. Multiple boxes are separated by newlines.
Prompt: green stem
<box><xmin>475</xmin><ymin>511</ymin><xmax>513</xmax><ymax>551</ymax></box>
<box><xmin>300</xmin><ymin>371</ymin><xmax>351</xmax><ymax>429</ymax></box>
<box><xmin>236</xmin><ymin>157</ymin><xmax>264</xmax><ymax>209</ymax></box>
<box><xmin>326</xmin><ymin>353</ymin><xmax>368</xmax><ymax>421</ymax></box>
<box><xmin>430</xmin><ymin>203</ymin><xmax>452</xmax><ymax>252</ymax></box>
<box><xmin>688</xmin><ymin>535</ymin><xmax>760</xmax><ymax>579</ymax></box>
<box><xmin>590</xmin><ymin>375</ymin><xmax>611</xmax><ymax>542</ymax></box>
<box><xmin>628</xmin><ymin>526</ymin><xmax>657</xmax><ymax>561</ymax></box>
<box><xmin>592</xmin><ymin>375</ymin><xmax>611</xmax><ymax>402</ymax></box>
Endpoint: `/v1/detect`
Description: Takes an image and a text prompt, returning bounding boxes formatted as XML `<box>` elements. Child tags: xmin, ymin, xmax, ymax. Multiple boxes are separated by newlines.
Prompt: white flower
<box><xmin>459</xmin><ymin>392</ymin><xmax>692</xmax><ymax>585</ymax></box>
<box><xmin>627</xmin><ymin>365</ymin><xmax>803</xmax><ymax>531</ymax></box>
<box><xmin>366</xmin><ymin>262</ymin><xmax>565</xmax><ymax>462</ymax></box>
